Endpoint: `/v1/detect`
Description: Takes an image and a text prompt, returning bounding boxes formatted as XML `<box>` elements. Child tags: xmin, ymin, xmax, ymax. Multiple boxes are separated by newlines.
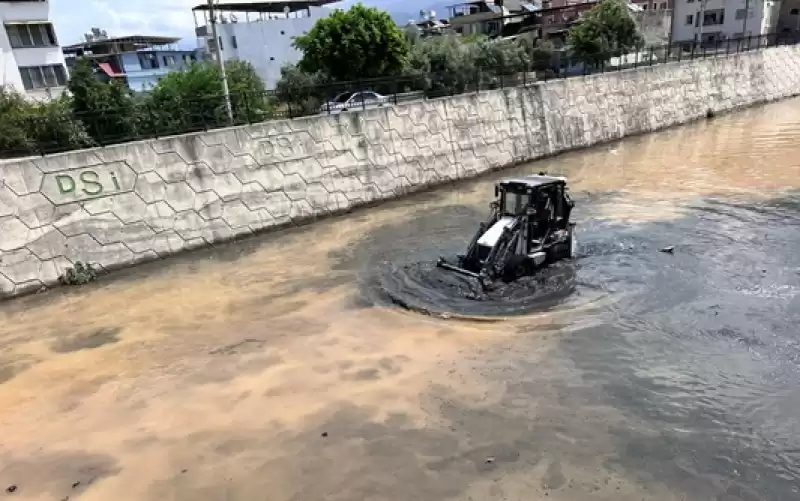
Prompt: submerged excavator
<box><xmin>436</xmin><ymin>174</ymin><xmax>576</xmax><ymax>290</ymax></box>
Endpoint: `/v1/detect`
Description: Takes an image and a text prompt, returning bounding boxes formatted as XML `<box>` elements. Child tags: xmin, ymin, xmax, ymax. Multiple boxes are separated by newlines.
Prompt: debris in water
<box><xmin>71</xmin><ymin>481</ymin><xmax>80</xmax><ymax>489</ymax></box>
<box><xmin>660</xmin><ymin>246</ymin><xmax>675</xmax><ymax>253</ymax></box>
<box><xmin>6</xmin><ymin>485</ymin><xmax>17</xmax><ymax>494</ymax></box>
<box><xmin>321</xmin><ymin>431</ymin><xmax>328</xmax><ymax>437</ymax></box>
<box><xmin>485</xmin><ymin>456</ymin><xmax>495</xmax><ymax>464</ymax></box>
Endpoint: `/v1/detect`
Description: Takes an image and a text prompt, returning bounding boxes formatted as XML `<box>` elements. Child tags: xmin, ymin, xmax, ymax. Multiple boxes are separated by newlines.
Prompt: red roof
<box><xmin>97</xmin><ymin>62</ymin><xmax>124</xmax><ymax>77</ymax></box>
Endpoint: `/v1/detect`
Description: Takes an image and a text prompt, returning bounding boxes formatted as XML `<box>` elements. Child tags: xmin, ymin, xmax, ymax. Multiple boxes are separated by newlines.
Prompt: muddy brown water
<box><xmin>2</xmin><ymin>99</ymin><xmax>800</xmax><ymax>501</ymax></box>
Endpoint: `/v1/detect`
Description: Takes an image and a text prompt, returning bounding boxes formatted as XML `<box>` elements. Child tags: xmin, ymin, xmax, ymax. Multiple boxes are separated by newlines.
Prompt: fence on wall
<box><xmin>4</xmin><ymin>32</ymin><xmax>799</xmax><ymax>160</ymax></box>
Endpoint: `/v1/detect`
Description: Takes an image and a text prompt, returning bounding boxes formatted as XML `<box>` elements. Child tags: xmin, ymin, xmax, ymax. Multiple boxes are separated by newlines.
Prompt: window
<box><xmin>703</xmin><ymin>9</ymin><xmax>724</xmax><ymax>26</ymax></box>
<box><xmin>332</xmin><ymin>92</ymin><xmax>354</xmax><ymax>103</ymax></box>
<box><xmin>231</xmin><ymin>35</ymin><xmax>238</xmax><ymax>49</ymax></box>
<box><xmin>735</xmin><ymin>8</ymin><xmax>746</xmax><ymax>19</ymax></box>
<box><xmin>5</xmin><ymin>23</ymin><xmax>58</xmax><ymax>48</ymax></box>
<box><xmin>19</xmin><ymin>64</ymin><xmax>67</xmax><ymax>90</ymax></box>
<box><xmin>138</xmin><ymin>53</ymin><xmax>159</xmax><ymax>69</ymax></box>
<box><xmin>660</xmin><ymin>2</ymin><xmax>666</xmax><ymax>8</ymax></box>
<box><xmin>702</xmin><ymin>33</ymin><xmax>719</xmax><ymax>44</ymax></box>
<box><xmin>686</xmin><ymin>14</ymin><xmax>693</xmax><ymax>25</ymax></box>
<box><xmin>163</xmin><ymin>55</ymin><xmax>176</xmax><ymax>66</ymax></box>
<box><xmin>687</xmin><ymin>0</ymin><xmax>694</xmax><ymax>3</ymax></box>
<box><xmin>503</xmin><ymin>193</ymin><xmax>530</xmax><ymax>216</ymax></box>
<box><xmin>360</xmin><ymin>92</ymin><xmax>381</xmax><ymax>102</ymax></box>
<box><xmin>792</xmin><ymin>8</ymin><xmax>800</xmax><ymax>14</ymax></box>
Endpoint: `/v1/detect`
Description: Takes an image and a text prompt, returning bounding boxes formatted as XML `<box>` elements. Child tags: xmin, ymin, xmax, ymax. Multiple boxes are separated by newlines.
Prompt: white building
<box><xmin>0</xmin><ymin>0</ymin><xmax>68</xmax><ymax>99</ymax></box>
<box><xmin>671</xmin><ymin>0</ymin><xmax>781</xmax><ymax>46</ymax></box>
<box><xmin>192</xmin><ymin>1</ymin><xmax>336</xmax><ymax>89</ymax></box>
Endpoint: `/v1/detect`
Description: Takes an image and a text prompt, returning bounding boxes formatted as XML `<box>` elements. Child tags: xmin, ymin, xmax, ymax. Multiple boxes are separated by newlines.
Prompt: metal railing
<box><xmin>2</xmin><ymin>32</ymin><xmax>798</xmax><ymax>160</ymax></box>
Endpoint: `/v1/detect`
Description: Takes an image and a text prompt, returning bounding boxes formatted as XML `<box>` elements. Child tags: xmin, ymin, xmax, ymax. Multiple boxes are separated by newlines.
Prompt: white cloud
<box><xmin>52</xmin><ymin>0</ymin><xmax>200</xmax><ymax>46</ymax></box>
<box><xmin>50</xmin><ymin>0</ymin><xmax>392</xmax><ymax>48</ymax></box>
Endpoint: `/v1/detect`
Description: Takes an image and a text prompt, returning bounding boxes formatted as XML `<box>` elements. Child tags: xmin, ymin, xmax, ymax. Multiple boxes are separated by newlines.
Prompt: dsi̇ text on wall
<box><xmin>1</xmin><ymin>45</ymin><xmax>799</xmax><ymax>297</ymax></box>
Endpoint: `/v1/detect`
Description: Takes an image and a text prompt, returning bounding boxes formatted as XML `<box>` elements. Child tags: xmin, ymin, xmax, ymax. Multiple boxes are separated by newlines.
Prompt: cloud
<box><xmin>50</xmin><ymin>0</ymin><xmax>423</xmax><ymax>48</ymax></box>
<box><xmin>52</xmin><ymin>0</ymin><xmax>200</xmax><ymax>45</ymax></box>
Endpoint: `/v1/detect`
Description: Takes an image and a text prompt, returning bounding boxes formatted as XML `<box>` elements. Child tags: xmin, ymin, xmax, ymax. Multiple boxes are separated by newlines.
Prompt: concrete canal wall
<box><xmin>2</xmin><ymin>45</ymin><xmax>800</xmax><ymax>297</ymax></box>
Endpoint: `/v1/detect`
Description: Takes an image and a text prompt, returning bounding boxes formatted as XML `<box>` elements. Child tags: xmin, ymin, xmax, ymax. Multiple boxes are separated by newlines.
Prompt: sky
<box><xmin>52</xmin><ymin>0</ymin><xmax>213</xmax><ymax>47</ymax></box>
<box><xmin>50</xmin><ymin>0</ymin><xmax>439</xmax><ymax>48</ymax></box>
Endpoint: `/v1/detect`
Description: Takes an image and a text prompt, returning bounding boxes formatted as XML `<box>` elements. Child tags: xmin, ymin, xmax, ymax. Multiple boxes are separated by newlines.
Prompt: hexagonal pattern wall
<box><xmin>1</xmin><ymin>47</ymin><xmax>799</xmax><ymax>297</ymax></box>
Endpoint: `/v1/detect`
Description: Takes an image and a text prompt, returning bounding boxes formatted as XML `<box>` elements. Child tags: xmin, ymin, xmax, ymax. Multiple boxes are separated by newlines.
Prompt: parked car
<box><xmin>319</xmin><ymin>91</ymin><xmax>392</xmax><ymax>114</ymax></box>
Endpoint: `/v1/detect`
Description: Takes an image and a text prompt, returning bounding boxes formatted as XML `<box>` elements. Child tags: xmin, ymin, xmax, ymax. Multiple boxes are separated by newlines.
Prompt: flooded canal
<box><xmin>1</xmin><ymin>98</ymin><xmax>800</xmax><ymax>501</ymax></box>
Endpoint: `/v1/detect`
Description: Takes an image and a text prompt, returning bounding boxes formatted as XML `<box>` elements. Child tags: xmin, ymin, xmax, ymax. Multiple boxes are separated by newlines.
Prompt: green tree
<box><xmin>143</xmin><ymin>60</ymin><xmax>267</xmax><ymax>133</ymax></box>
<box><xmin>0</xmin><ymin>86</ymin><xmax>91</xmax><ymax>158</ymax></box>
<box><xmin>293</xmin><ymin>4</ymin><xmax>410</xmax><ymax>81</ymax></box>
<box><xmin>0</xmin><ymin>87</ymin><xmax>31</xmax><ymax>155</ymax></box>
<box><xmin>226</xmin><ymin>59</ymin><xmax>270</xmax><ymax>122</ymax></box>
<box><xmin>530</xmin><ymin>39</ymin><xmax>555</xmax><ymax>72</ymax></box>
<box><xmin>567</xmin><ymin>0</ymin><xmax>644</xmax><ymax>67</ymax></box>
<box><xmin>274</xmin><ymin>63</ymin><xmax>328</xmax><ymax>117</ymax></box>
<box><xmin>67</xmin><ymin>58</ymin><xmax>140</xmax><ymax>143</ymax></box>
<box><xmin>407</xmin><ymin>35</ymin><xmax>478</xmax><ymax>96</ymax></box>
<box><xmin>473</xmin><ymin>37</ymin><xmax>531</xmax><ymax>75</ymax></box>
<box><xmin>27</xmin><ymin>95</ymin><xmax>93</xmax><ymax>153</ymax></box>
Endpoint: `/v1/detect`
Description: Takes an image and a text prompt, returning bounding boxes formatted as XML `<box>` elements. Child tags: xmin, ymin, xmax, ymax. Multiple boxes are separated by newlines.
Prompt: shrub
<box><xmin>0</xmin><ymin>86</ymin><xmax>92</xmax><ymax>158</ymax></box>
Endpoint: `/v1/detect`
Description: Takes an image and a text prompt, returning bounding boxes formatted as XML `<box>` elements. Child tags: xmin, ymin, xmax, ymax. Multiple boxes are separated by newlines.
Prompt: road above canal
<box><xmin>1</xmin><ymin>98</ymin><xmax>800</xmax><ymax>501</ymax></box>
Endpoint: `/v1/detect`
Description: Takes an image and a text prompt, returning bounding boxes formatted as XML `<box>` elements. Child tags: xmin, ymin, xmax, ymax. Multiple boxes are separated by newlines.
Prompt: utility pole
<box><xmin>697</xmin><ymin>0</ymin><xmax>706</xmax><ymax>47</ymax></box>
<box><xmin>207</xmin><ymin>0</ymin><xmax>233</xmax><ymax>123</ymax></box>
<box><xmin>742</xmin><ymin>0</ymin><xmax>750</xmax><ymax>38</ymax></box>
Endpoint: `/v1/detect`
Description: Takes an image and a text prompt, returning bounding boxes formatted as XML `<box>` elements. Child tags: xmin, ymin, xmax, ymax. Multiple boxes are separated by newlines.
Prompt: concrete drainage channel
<box><xmin>1</xmin><ymin>45</ymin><xmax>800</xmax><ymax>299</ymax></box>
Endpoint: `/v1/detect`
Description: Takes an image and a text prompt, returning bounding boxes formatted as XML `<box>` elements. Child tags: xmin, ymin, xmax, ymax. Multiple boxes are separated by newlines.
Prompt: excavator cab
<box><xmin>437</xmin><ymin>174</ymin><xmax>576</xmax><ymax>288</ymax></box>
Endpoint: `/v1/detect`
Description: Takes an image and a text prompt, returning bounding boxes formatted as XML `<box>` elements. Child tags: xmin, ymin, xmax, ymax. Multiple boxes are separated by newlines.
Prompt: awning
<box><xmin>97</xmin><ymin>62</ymin><xmax>124</xmax><ymax>77</ymax></box>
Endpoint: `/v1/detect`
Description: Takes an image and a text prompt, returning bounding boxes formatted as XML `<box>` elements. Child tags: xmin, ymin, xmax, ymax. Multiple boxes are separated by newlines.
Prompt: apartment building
<box><xmin>192</xmin><ymin>0</ymin><xmax>337</xmax><ymax>89</ymax></box>
<box><xmin>776</xmin><ymin>0</ymin><xmax>800</xmax><ymax>35</ymax></box>
<box><xmin>0</xmin><ymin>0</ymin><xmax>68</xmax><ymax>99</ymax></box>
<box><xmin>671</xmin><ymin>0</ymin><xmax>780</xmax><ymax>46</ymax></box>
<box><xmin>62</xmin><ymin>35</ymin><xmax>200</xmax><ymax>92</ymax></box>
<box><xmin>447</xmin><ymin>0</ymin><xmax>538</xmax><ymax>37</ymax></box>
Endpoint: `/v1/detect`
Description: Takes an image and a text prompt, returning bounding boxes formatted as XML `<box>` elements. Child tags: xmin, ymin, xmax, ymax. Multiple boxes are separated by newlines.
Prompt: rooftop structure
<box><xmin>191</xmin><ymin>0</ymin><xmax>338</xmax><ymax>89</ymax></box>
<box><xmin>446</xmin><ymin>0</ymin><xmax>536</xmax><ymax>36</ymax></box>
<box><xmin>405</xmin><ymin>10</ymin><xmax>453</xmax><ymax>37</ymax></box>
<box><xmin>450</xmin><ymin>0</ymin><xmax>649</xmax><ymax>43</ymax></box>
<box><xmin>62</xmin><ymin>34</ymin><xmax>200</xmax><ymax>92</ymax></box>
<box><xmin>61</xmin><ymin>35</ymin><xmax>182</xmax><ymax>55</ymax></box>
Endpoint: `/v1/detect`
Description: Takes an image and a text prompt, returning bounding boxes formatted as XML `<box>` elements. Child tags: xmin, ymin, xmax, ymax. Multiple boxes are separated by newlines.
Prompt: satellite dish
<box><xmin>284</xmin><ymin>5</ymin><xmax>290</xmax><ymax>14</ymax></box>
<box><xmin>231</xmin><ymin>14</ymin><xmax>238</xmax><ymax>22</ymax></box>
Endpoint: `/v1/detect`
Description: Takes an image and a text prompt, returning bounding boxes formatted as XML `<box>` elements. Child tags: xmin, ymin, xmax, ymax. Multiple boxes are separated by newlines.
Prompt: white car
<box><xmin>319</xmin><ymin>91</ymin><xmax>391</xmax><ymax>114</ymax></box>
